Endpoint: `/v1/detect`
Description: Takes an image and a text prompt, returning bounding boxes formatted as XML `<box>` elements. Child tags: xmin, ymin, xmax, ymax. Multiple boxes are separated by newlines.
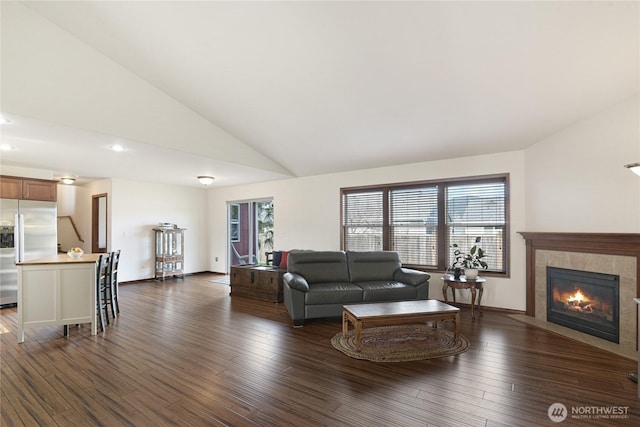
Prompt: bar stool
<box><xmin>108</xmin><ymin>250</ymin><xmax>121</xmax><ymax>316</ymax></box>
<box><xmin>96</xmin><ymin>253</ymin><xmax>111</xmax><ymax>332</ymax></box>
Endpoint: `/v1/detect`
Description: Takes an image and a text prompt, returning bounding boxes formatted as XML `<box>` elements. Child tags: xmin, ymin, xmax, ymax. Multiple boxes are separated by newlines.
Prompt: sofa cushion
<box><xmin>358</xmin><ymin>281</ymin><xmax>418</xmax><ymax>302</ymax></box>
<box><xmin>271</xmin><ymin>251</ymin><xmax>282</xmax><ymax>266</ymax></box>
<box><xmin>304</xmin><ymin>282</ymin><xmax>363</xmax><ymax>305</ymax></box>
<box><xmin>347</xmin><ymin>251</ymin><xmax>401</xmax><ymax>282</ymax></box>
<box><xmin>287</xmin><ymin>251</ymin><xmax>350</xmax><ymax>284</ymax></box>
<box><xmin>279</xmin><ymin>251</ymin><xmax>289</xmax><ymax>268</ymax></box>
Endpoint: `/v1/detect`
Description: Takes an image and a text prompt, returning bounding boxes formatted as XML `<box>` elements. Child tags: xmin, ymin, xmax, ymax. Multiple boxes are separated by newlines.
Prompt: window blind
<box><xmin>390</xmin><ymin>187</ymin><xmax>438</xmax><ymax>267</ymax></box>
<box><xmin>446</xmin><ymin>182</ymin><xmax>506</xmax><ymax>272</ymax></box>
<box><xmin>343</xmin><ymin>191</ymin><xmax>384</xmax><ymax>251</ymax></box>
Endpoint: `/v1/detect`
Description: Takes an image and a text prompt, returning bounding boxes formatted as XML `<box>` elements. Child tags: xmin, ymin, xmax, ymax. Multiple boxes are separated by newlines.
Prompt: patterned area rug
<box><xmin>331</xmin><ymin>324</ymin><xmax>470</xmax><ymax>362</ymax></box>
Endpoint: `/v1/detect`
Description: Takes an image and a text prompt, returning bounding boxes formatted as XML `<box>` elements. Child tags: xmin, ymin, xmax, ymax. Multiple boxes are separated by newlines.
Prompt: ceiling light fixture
<box><xmin>1</xmin><ymin>144</ymin><xmax>16</xmax><ymax>151</ymax></box>
<box><xmin>0</xmin><ymin>116</ymin><xmax>10</xmax><ymax>125</ymax></box>
<box><xmin>61</xmin><ymin>177</ymin><xmax>76</xmax><ymax>185</ymax></box>
<box><xmin>109</xmin><ymin>144</ymin><xmax>125</xmax><ymax>152</ymax></box>
<box><xmin>197</xmin><ymin>176</ymin><xmax>215</xmax><ymax>185</ymax></box>
<box><xmin>624</xmin><ymin>162</ymin><xmax>640</xmax><ymax>176</ymax></box>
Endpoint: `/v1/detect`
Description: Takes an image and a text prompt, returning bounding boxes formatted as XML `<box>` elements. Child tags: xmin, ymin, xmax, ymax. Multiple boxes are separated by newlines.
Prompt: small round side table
<box><xmin>441</xmin><ymin>274</ymin><xmax>486</xmax><ymax>320</ymax></box>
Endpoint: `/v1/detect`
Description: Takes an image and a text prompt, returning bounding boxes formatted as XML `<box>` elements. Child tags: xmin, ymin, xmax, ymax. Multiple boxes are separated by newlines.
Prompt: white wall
<box><xmin>208</xmin><ymin>151</ymin><xmax>528</xmax><ymax>311</ymax></box>
<box><xmin>525</xmin><ymin>95</ymin><xmax>640</xmax><ymax>232</ymax></box>
<box><xmin>109</xmin><ymin>179</ymin><xmax>210</xmax><ymax>282</ymax></box>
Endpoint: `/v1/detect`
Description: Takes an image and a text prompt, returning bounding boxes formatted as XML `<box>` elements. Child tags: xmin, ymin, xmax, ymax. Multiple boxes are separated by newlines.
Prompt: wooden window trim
<box><xmin>341</xmin><ymin>174</ymin><xmax>510</xmax><ymax>277</ymax></box>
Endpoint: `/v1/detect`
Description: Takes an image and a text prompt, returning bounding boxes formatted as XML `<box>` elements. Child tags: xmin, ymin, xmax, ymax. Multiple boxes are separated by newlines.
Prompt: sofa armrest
<box><xmin>393</xmin><ymin>268</ymin><xmax>430</xmax><ymax>286</ymax></box>
<box><xmin>283</xmin><ymin>272</ymin><xmax>310</xmax><ymax>292</ymax></box>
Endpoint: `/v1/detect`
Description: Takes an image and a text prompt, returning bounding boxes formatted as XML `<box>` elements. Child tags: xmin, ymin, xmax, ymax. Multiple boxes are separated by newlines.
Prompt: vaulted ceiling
<box><xmin>1</xmin><ymin>1</ymin><xmax>638</xmax><ymax>187</ymax></box>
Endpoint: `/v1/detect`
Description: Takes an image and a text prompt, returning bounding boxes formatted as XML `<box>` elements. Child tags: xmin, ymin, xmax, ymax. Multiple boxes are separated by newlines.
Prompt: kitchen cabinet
<box><xmin>0</xmin><ymin>175</ymin><xmax>57</xmax><ymax>201</ymax></box>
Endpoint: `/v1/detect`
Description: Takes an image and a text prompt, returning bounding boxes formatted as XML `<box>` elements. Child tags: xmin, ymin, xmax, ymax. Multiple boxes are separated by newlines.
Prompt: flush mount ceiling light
<box><xmin>197</xmin><ymin>176</ymin><xmax>215</xmax><ymax>185</ymax></box>
<box><xmin>109</xmin><ymin>144</ymin><xmax>125</xmax><ymax>152</ymax></box>
<box><xmin>624</xmin><ymin>162</ymin><xmax>640</xmax><ymax>176</ymax></box>
<box><xmin>60</xmin><ymin>177</ymin><xmax>76</xmax><ymax>185</ymax></box>
<box><xmin>1</xmin><ymin>144</ymin><xmax>16</xmax><ymax>151</ymax></box>
<box><xmin>0</xmin><ymin>116</ymin><xmax>10</xmax><ymax>125</ymax></box>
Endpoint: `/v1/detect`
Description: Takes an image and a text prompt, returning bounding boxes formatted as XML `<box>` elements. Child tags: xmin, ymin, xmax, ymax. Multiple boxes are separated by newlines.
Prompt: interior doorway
<box><xmin>92</xmin><ymin>193</ymin><xmax>108</xmax><ymax>253</ymax></box>
<box><xmin>228</xmin><ymin>199</ymin><xmax>273</xmax><ymax>270</ymax></box>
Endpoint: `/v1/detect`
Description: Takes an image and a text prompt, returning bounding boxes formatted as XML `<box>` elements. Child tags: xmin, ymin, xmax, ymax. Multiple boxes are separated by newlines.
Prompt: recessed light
<box><xmin>0</xmin><ymin>116</ymin><xmax>10</xmax><ymax>125</ymax></box>
<box><xmin>1</xmin><ymin>144</ymin><xmax>15</xmax><ymax>151</ymax></box>
<box><xmin>109</xmin><ymin>144</ymin><xmax>125</xmax><ymax>152</ymax></box>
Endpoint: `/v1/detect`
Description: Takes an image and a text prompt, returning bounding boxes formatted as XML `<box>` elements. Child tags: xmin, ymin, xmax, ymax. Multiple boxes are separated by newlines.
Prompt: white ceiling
<box><xmin>1</xmin><ymin>1</ymin><xmax>638</xmax><ymax>188</ymax></box>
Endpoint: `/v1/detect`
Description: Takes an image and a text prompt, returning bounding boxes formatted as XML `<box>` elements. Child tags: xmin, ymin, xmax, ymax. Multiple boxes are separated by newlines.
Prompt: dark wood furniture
<box><xmin>441</xmin><ymin>274</ymin><xmax>486</xmax><ymax>320</ymax></box>
<box><xmin>230</xmin><ymin>265</ymin><xmax>284</xmax><ymax>303</ymax></box>
<box><xmin>342</xmin><ymin>300</ymin><xmax>460</xmax><ymax>351</ymax></box>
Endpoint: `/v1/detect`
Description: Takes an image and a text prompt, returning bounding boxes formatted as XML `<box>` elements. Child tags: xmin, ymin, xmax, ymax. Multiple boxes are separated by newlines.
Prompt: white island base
<box><xmin>17</xmin><ymin>254</ymin><xmax>100</xmax><ymax>343</ymax></box>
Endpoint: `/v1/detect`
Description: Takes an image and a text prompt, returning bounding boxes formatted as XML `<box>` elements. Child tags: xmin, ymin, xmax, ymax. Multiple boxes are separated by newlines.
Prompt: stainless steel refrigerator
<box><xmin>0</xmin><ymin>199</ymin><xmax>57</xmax><ymax>306</ymax></box>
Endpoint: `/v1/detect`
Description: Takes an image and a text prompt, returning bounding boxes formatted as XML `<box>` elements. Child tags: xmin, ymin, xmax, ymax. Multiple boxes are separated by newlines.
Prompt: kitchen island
<box><xmin>17</xmin><ymin>254</ymin><xmax>100</xmax><ymax>343</ymax></box>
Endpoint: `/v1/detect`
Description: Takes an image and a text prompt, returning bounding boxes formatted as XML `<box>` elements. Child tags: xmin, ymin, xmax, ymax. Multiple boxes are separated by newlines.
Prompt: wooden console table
<box><xmin>230</xmin><ymin>265</ymin><xmax>284</xmax><ymax>303</ymax></box>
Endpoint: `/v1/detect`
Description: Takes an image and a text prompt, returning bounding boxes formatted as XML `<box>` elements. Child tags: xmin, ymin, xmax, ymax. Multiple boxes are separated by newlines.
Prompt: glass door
<box><xmin>228</xmin><ymin>199</ymin><xmax>273</xmax><ymax>269</ymax></box>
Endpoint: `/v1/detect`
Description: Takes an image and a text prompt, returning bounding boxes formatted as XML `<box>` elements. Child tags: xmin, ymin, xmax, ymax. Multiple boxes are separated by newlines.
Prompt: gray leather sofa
<box><xmin>283</xmin><ymin>250</ymin><xmax>430</xmax><ymax>327</ymax></box>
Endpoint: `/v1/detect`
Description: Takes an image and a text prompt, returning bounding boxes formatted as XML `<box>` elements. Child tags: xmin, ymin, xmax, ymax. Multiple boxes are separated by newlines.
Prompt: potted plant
<box><xmin>451</xmin><ymin>236</ymin><xmax>488</xmax><ymax>280</ymax></box>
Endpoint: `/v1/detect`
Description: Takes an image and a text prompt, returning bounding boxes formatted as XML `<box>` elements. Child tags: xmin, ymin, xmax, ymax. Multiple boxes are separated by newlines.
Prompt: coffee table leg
<box><xmin>355</xmin><ymin>320</ymin><xmax>363</xmax><ymax>352</ymax></box>
<box><xmin>342</xmin><ymin>311</ymin><xmax>348</xmax><ymax>336</ymax></box>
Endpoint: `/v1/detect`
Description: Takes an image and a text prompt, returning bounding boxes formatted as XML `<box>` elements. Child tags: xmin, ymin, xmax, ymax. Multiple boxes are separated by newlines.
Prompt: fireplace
<box><xmin>547</xmin><ymin>267</ymin><xmax>620</xmax><ymax>343</ymax></box>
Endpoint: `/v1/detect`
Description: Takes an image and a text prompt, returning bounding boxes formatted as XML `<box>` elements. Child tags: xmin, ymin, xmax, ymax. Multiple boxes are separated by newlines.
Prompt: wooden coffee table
<box><xmin>342</xmin><ymin>300</ymin><xmax>460</xmax><ymax>351</ymax></box>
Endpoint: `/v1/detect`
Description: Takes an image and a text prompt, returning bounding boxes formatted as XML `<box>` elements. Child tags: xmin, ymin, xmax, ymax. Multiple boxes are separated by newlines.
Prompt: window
<box><xmin>341</xmin><ymin>174</ymin><xmax>508</xmax><ymax>274</ymax></box>
<box><xmin>343</xmin><ymin>190</ymin><xmax>384</xmax><ymax>251</ymax></box>
<box><xmin>230</xmin><ymin>204</ymin><xmax>240</xmax><ymax>242</ymax></box>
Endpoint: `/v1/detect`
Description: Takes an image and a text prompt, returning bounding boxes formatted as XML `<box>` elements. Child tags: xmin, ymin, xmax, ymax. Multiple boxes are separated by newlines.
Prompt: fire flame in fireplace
<box><xmin>563</xmin><ymin>289</ymin><xmax>593</xmax><ymax>313</ymax></box>
<box><xmin>567</xmin><ymin>290</ymin><xmax>585</xmax><ymax>304</ymax></box>
<box><xmin>551</xmin><ymin>285</ymin><xmax>613</xmax><ymax>321</ymax></box>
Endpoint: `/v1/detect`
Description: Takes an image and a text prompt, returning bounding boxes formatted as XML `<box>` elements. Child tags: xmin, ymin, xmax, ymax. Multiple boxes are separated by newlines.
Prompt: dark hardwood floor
<box><xmin>1</xmin><ymin>273</ymin><xmax>638</xmax><ymax>426</ymax></box>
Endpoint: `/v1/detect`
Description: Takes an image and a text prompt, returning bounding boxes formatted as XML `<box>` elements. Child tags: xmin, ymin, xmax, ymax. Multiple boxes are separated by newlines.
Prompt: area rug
<box><xmin>331</xmin><ymin>324</ymin><xmax>470</xmax><ymax>362</ymax></box>
<box><xmin>209</xmin><ymin>276</ymin><xmax>230</xmax><ymax>285</ymax></box>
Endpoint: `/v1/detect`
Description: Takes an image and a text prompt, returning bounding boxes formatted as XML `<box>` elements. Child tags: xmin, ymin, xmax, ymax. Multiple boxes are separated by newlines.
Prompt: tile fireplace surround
<box><xmin>519</xmin><ymin>232</ymin><xmax>639</xmax><ymax>359</ymax></box>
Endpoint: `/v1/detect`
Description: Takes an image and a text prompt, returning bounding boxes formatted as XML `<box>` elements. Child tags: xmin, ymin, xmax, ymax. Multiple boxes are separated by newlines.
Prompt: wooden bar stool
<box><xmin>108</xmin><ymin>250</ymin><xmax>121</xmax><ymax>316</ymax></box>
<box><xmin>96</xmin><ymin>253</ymin><xmax>111</xmax><ymax>331</ymax></box>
